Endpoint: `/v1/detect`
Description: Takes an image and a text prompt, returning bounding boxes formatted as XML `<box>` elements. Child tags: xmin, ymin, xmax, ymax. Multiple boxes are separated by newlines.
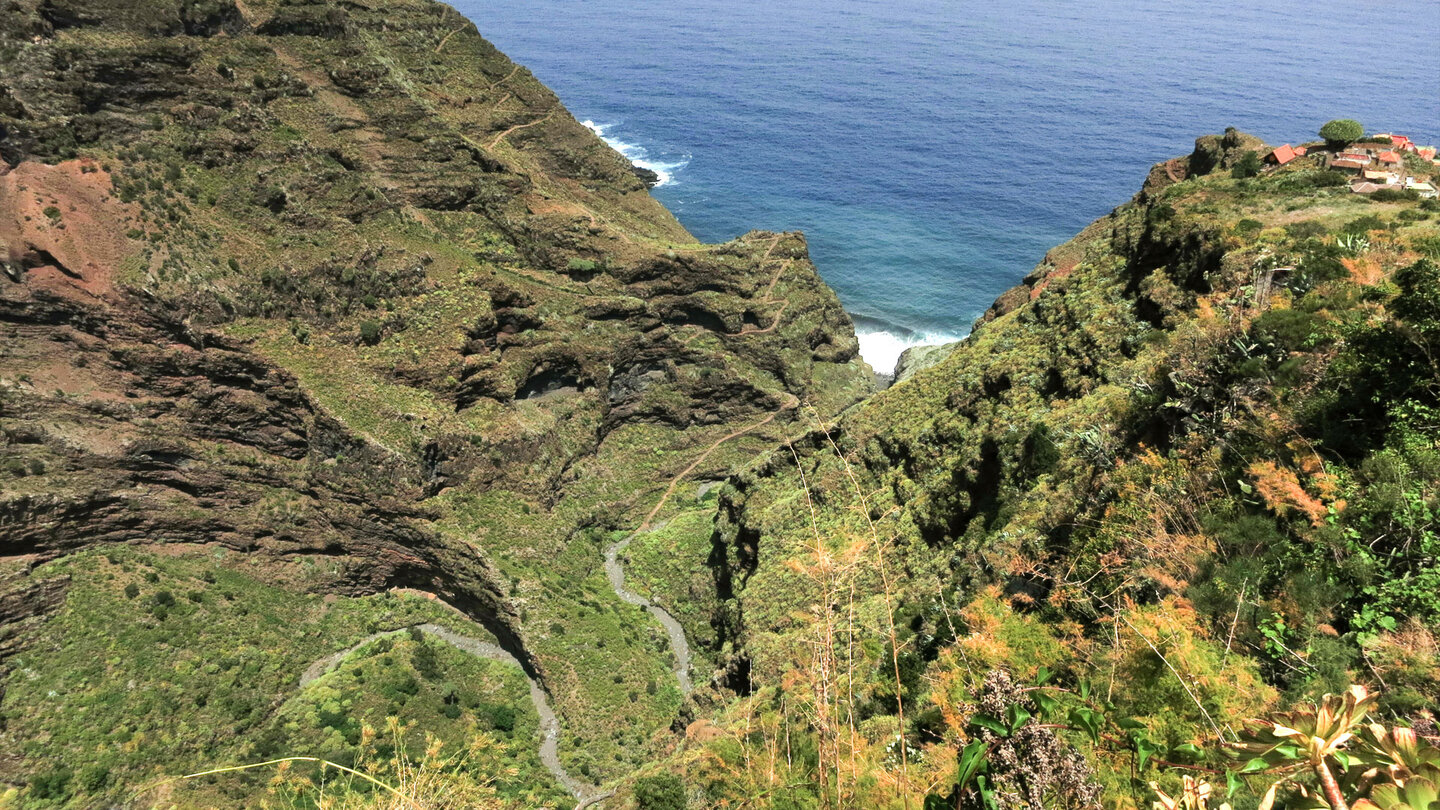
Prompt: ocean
<box><xmin>452</xmin><ymin>0</ymin><xmax>1440</xmax><ymax>374</ymax></box>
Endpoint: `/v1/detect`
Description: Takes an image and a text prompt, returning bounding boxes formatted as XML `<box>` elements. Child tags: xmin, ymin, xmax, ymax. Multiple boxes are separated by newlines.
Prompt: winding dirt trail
<box><xmin>731</xmin><ymin>235</ymin><xmax>793</xmax><ymax>336</ymax></box>
<box><xmin>603</xmin><ymin>392</ymin><xmax>800</xmax><ymax>697</ymax></box>
<box><xmin>488</xmin><ymin>109</ymin><xmax>557</xmax><ymax>149</ymax></box>
<box><xmin>434</xmin><ymin>25</ymin><xmax>465</xmax><ymax>53</ymax></box>
<box><xmin>596</xmin><ymin>236</ymin><xmax>801</xmax><ymax>703</ymax></box>
<box><xmin>300</xmin><ymin>624</ymin><xmax>598</xmax><ymax>804</ymax></box>
<box><xmin>300</xmin><ymin>233</ymin><xmax>807</xmax><ymax>805</ymax></box>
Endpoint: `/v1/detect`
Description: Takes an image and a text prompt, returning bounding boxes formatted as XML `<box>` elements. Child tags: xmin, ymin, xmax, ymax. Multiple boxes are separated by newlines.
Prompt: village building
<box><xmin>1266</xmin><ymin>144</ymin><xmax>1299</xmax><ymax>165</ymax></box>
<box><xmin>1331</xmin><ymin>157</ymin><xmax>1369</xmax><ymax>172</ymax></box>
<box><xmin>1377</xmin><ymin>150</ymin><xmax>1402</xmax><ymax>165</ymax></box>
<box><xmin>1362</xmin><ymin>170</ymin><xmax>1400</xmax><ymax>185</ymax></box>
<box><xmin>1385</xmin><ymin>134</ymin><xmax>1413</xmax><ymax>150</ymax></box>
<box><xmin>1404</xmin><ymin>179</ymin><xmax>1438</xmax><ymax>198</ymax></box>
<box><xmin>1350</xmin><ymin>181</ymin><xmax>1383</xmax><ymax>194</ymax></box>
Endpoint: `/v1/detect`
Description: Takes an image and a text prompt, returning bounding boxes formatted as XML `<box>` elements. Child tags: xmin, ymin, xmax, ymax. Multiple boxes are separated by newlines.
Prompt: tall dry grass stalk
<box><xmin>753</xmin><ymin>408</ymin><xmax>914</xmax><ymax>810</ymax></box>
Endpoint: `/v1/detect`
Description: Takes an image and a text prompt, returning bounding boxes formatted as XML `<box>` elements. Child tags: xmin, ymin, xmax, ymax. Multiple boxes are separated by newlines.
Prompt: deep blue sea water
<box><xmin>453</xmin><ymin>0</ymin><xmax>1440</xmax><ymax>372</ymax></box>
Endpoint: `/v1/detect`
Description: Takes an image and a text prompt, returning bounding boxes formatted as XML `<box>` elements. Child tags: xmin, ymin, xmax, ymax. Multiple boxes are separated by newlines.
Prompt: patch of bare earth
<box><xmin>0</xmin><ymin>158</ymin><xmax>141</xmax><ymax>302</ymax></box>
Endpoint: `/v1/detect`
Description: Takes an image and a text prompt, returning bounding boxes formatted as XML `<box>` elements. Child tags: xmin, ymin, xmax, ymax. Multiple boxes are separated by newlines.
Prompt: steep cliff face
<box><xmin>0</xmin><ymin>0</ymin><xmax>872</xmax><ymax>797</ymax></box>
<box><xmin>692</xmin><ymin>133</ymin><xmax>1440</xmax><ymax>802</ymax></box>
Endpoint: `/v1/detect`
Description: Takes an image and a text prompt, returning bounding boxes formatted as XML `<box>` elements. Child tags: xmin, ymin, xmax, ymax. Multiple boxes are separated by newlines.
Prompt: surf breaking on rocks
<box><xmin>582</xmin><ymin>120</ymin><xmax>690</xmax><ymax>187</ymax></box>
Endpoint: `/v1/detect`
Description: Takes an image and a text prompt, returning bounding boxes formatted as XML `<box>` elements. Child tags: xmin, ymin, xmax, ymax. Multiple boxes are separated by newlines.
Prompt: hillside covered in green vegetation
<box><xmin>1</xmin><ymin>2</ymin><xmax>1437</xmax><ymax>808</ymax></box>
<box><xmin>668</xmin><ymin>126</ymin><xmax>1440</xmax><ymax>809</ymax></box>
<box><xmin>0</xmin><ymin>0</ymin><xmax>870</xmax><ymax>805</ymax></box>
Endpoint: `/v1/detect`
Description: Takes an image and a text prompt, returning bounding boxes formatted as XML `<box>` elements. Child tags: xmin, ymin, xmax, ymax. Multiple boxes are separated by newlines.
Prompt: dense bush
<box><xmin>28</xmin><ymin>768</ymin><xmax>73</xmax><ymax>801</ymax></box>
<box><xmin>1230</xmin><ymin>150</ymin><xmax>1262</xmax><ymax>179</ymax></box>
<box><xmin>634</xmin><ymin>773</ymin><xmax>686</xmax><ymax>810</ymax></box>
<box><xmin>1370</xmin><ymin>187</ymin><xmax>1420</xmax><ymax>203</ymax></box>
<box><xmin>1319</xmin><ymin>118</ymin><xmax>1363</xmax><ymax>146</ymax></box>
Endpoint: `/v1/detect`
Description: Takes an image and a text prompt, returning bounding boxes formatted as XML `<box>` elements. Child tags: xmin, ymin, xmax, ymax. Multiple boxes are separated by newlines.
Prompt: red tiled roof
<box><xmin>1378</xmin><ymin>150</ymin><xmax>1401</xmax><ymax>163</ymax></box>
<box><xmin>1331</xmin><ymin>159</ymin><xmax>1368</xmax><ymax>170</ymax></box>
<box><xmin>1267</xmin><ymin>144</ymin><xmax>1298</xmax><ymax>164</ymax></box>
<box><xmin>1293</xmin><ymin>146</ymin><xmax>1308</xmax><ymax>156</ymax></box>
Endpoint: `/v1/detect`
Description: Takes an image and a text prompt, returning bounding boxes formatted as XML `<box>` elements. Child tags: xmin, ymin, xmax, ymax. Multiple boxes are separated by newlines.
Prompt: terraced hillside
<box><xmin>0</xmin><ymin>0</ymin><xmax>872</xmax><ymax>804</ymax></box>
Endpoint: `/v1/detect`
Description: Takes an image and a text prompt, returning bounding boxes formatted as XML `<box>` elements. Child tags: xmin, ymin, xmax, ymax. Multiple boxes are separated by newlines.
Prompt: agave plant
<box><xmin>1335</xmin><ymin>233</ymin><xmax>1371</xmax><ymax>256</ymax></box>
<box><xmin>1229</xmin><ymin>686</ymin><xmax>1380</xmax><ymax>810</ymax></box>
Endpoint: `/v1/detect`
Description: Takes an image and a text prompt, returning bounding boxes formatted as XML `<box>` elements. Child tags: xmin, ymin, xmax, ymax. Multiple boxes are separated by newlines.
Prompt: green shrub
<box><xmin>1230</xmin><ymin>151</ymin><xmax>1262</xmax><ymax>179</ymax></box>
<box><xmin>1342</xmin><ymin>215</ymin><xmax>1386</xmax><ymax>235</ymax></box>
<box><xmin>481</xmin><ymin>703</ymin><xmax>516</xmax><ymax>733</ymax></box>
<box><xmin>384</xmin><ymin>673</ymin><xmax>420</xmax><ymax>699</ymax></box>
<box><xmin>28</xmin><ymin>767</ymin><xmax>73</xmax><ymax>800</ymax></box>
<box><xmin>1234</xmin><ymin>218</ymin><xmax>1264</xmax><ymax>236</ymax></box>
<box><xmin>1307</xmin><ymin>170</ymin><xmax>1349</xmax><ymax>188</ymax></box>
<box><xmin>1285</xmin><ymin>221</ymin><xmax>1327</xmax><ymax>240</ymax></box>
<box><xmin>1276</xmin><ymin>170</ymin><xmax>1348</xmax><ymax>191</ymax></box>
<box><xmin>566</xmin><ymin>258</ymin><xmax>597</xmax><ymax>272</ymax></box>
<box><xmin>634</xmin><ymin>772</ymin><xmax>686</xmax><ymax>810</ymax></box>
<box><xmin>1370</xmin><ymin>188</ymin><xmax>1419</xmax><ymax>203</ymax></box>
<box><xmin>358</xmin><ymin>320</ymin><xmax>382</xmax><ymax>345</ymax></box>
<box><xmin>124</xmin><ymin>583</ymin><xmax>140</xmax><ymax>599</ymax></box>
<box><xmin>1319</xmin><ymin>118</ymin><xmax>1363</xmax><ymax>146</ymax></box>
<box><xmin>1253</xmin><ymin>308</ymin><xmax>1324</xmax><ymax>351</ymax></box>
<box><xmin>410</xmin><ymin>639</ymin><xmax>441</xmax><ymax>680</ymax></box>
<box><xmin>77</xmin><ymin>762</ymin><xmax>110</xmax><ymax>793</ymax></box>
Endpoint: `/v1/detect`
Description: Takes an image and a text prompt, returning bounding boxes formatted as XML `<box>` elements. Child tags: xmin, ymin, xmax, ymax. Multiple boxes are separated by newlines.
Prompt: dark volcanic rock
<box><xmin>631</xmin><ymin>164</ymin><xmax>661</xmax><ymax>188</ymax></box>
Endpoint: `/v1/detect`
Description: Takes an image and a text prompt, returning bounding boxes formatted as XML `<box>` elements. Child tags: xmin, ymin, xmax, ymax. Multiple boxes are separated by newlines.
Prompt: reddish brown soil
<box><xmin>0</xmin><ymin>158</ymin><xmax>141</xmax><ymax>302</ymax></box>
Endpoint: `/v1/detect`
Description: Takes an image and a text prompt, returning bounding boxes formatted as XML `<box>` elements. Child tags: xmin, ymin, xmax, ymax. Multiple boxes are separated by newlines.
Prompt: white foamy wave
<box><xmin>855</xmin><ymin>327</ymin><xmax>965</xmax><ymax>378</ymax></box>
<box><xmin>581</xmin><ymin>120</ymin><xmax>690</xmax><ymax>188</ymax></box>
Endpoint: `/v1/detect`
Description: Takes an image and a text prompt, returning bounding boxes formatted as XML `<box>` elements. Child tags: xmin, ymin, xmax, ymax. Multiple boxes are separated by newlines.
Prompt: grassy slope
<box><xmin>3</xmin><ymin>548</ymin><xmax>571</xmax><ymax>806</ymax></box>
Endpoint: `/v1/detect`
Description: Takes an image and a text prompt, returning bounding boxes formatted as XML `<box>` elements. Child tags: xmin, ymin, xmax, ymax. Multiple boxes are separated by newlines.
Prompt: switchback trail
<box><xmin>729</xmin><ymin>234</ymin><xmax>793</xmax><ymax>336</ymax></box>
<box><xmin>603</xmin><ymin>392</ymin><xmax>800</xmax><ymax>698</ymax></box>
<box><xmin>488</xmin><ymin>109</ymin><xmax>557</xmax><ymax>149</ymax></box>
<box><xmin>300</xmin><ymin>624</ymin><xmax>598</xmax><ymax>805</ymax></box>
